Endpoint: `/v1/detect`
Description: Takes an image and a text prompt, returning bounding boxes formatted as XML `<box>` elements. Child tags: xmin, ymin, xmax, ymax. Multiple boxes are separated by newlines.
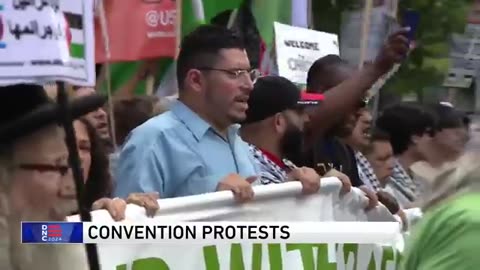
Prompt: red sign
<box><xmin>95</xmin><ymin>0</ymin><xmax>177</xmax><ymax>63</ymax></box>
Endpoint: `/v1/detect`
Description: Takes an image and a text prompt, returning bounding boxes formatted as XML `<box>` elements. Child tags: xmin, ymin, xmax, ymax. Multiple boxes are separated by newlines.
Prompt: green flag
<box><xmin>100</xmin><ymin>0</ymin><xmax>301</xmax><ymax>96</ymax></box>
<box><xmin>99</xmin><ymin>0</ymin><xmax>243</xmax><ymax>96</ymax></box>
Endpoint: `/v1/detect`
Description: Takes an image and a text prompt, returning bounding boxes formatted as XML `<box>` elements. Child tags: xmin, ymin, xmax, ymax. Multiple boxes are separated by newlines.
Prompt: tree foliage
<box><xmin>388</xmin><ymin>0</ymin><xmax>472</xmax><ymax>98</ymax></box>
<box><xmin>313</xmin><ymin>0</ymin><xmax>473</xmax><ymax>98</ymax></box>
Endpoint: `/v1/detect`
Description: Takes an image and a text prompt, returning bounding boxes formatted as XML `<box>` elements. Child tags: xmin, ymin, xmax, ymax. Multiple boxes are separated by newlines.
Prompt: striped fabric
<box><xmin>355</xmin><ymin>151</ymin><xmax>382</xmax><ymax>191</ymax></box>
<box><xmin>390</xmin><ymin>160</ymin><xmax>419</xmax><ymax>203</ymax></box>
<box><xmin>248</xmin><ymin>144</ymin><xmax>297</xmax><ymax>185</ymax></box>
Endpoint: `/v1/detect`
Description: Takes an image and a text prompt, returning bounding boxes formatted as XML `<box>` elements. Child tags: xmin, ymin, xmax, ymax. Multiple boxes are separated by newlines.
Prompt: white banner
<box><xmin>273</xmin><ymin>22</ymin><xmax>339</xmax><ymax>85</ymax></box>
<box><xmin>69</xmin><ymin>178</ymin><xmax>405</xmax><ymax>270</ymax></box>
<box><xmin>0</xmin><ymin>0</ymin><xmax>95</xmax><ymax>86</ymax></box>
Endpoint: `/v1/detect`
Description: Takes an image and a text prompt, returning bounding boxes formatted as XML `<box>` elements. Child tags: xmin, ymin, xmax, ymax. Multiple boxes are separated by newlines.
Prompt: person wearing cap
<box><xmin>300</xmin><ymin>55</ymin><xmax>379</xmax><ymax>209</ymax></box>
<box><xmin>0</xmin><ymin>84</ymin><xmax>155</xmax><ymax>270</ymax></box>
<box><xmin>114</xmin><ymin>25</ymin><xmax>259</xmax><ymax>201</ymax></box>
<box><xmin>302</xmin><ymin>55</ymin><xmax>372</xmax><ymax>185</ymax></box>
<box><xmin>294</xmin><ymin>29</ymin><xmax>410</xmax><ymax>208</ymax></box>
<box><xmin>240</xmin><ymin>76</ymin><xmax>351</xmax><ymax>194</ymax></box>
<box><xmin>303</xmin><ymin>29</ymin><xmax>410</xmax><ymax>143</ymax></box>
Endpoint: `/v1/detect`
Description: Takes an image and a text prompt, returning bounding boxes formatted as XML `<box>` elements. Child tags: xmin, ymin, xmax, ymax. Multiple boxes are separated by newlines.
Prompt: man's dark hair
<box><xmin>370</xmin><ymin>128</ymin><xmax>391</xmax><ymax>143</ymax></box>
<box><xmin>210</xmin><ymin>7</ymin><xmax>262</xmax><ymax>68</ymax></box>
<box><xmin>306</xmin><ymin>55</ymin><xmax>349</xmax><ymax>93</ymax></box>
<box><xmin>364</xmin><ymin>128</ymin><xmax>391</xmax><ymax>155</ymax></box>
<box><xmin>376</xmin><ymin>103</ymin><xmax>436</xmax><ymax>155</ymax></box>
<box><xmin>176</xmin><ymin>24</ymin><xmax>246</xmax><ymax>89</ymax></box>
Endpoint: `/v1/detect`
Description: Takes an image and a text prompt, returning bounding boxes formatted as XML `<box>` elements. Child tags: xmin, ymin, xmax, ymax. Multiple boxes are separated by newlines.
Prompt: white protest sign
<box><xmin>339</xmin><ymin>7</ymin><xmax>391</xmax><ymax>68</ymax></box>
<box><xmin>69</xmin><ymin>178</ymin><xmax>405</xmax><ymax>270</ymax></box>
<box><xmin>0</xmin><ymin>0</ymin><xmax>95</xmax><ymax>86</ymax></box>
<box><xmin>273</xmin><ymin>22</ymin><xmax>339</xmax><ymax>85</ymax></box>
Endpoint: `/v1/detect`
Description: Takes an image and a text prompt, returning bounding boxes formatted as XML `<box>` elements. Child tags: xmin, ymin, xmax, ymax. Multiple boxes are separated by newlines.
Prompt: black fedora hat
<box><xmin>0</xmin><ymin>84</ymin><xmax>107</xmax><ymax>144</ymax></box>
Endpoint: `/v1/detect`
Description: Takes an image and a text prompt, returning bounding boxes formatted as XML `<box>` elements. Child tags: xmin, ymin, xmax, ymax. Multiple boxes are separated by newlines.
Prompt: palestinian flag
<box><xmin>63</xmin><ymin>2</ymin><xmax>85</xmax><ymax>59</ymax></box>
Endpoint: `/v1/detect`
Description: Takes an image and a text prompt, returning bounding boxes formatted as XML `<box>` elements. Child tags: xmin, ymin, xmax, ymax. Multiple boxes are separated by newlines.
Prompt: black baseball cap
<box><xmin>244</xmin><ymin>76</ymin><xmax>324</xmax><ymax>124</ymax></box>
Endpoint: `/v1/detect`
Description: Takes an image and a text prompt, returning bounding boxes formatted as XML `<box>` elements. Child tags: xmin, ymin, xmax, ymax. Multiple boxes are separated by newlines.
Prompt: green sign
<box><xmin>116</xmin><ymin>243</ymin><xmax>402</xmax><ymax>270</ymax></box>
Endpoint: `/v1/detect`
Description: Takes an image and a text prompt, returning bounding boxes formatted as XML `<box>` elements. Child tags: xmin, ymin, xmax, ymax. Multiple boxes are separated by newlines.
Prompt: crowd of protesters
<box><xmin>1</xmin><ymin>24</ymin><xmax>480</xmax><ymax>270</ymax></box>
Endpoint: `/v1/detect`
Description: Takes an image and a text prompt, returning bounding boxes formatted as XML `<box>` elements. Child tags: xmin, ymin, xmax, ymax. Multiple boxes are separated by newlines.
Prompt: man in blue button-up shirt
<box><xmin>115</xmin><ymin>25</ymin><xmax>259</xmax><ymax>200</ymax></box>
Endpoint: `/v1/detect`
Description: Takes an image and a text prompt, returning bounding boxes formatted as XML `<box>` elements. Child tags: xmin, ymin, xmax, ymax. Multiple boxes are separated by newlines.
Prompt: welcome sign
<box><xmin>69</xmin><ymin>178</ymin><xmax>405</xmax><ymax>270</ymax></box>
<box><xmin>273</xmin><ymin>22</ymin><xmax>339</xmax><ymax>85</ymax></box>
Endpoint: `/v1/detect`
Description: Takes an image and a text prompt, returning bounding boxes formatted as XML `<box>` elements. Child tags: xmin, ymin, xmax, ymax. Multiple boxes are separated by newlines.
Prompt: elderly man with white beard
<box><xmin>0</xmin><ymin>84</ymin><xmax>158</xmax><ymax>270</ymax></box>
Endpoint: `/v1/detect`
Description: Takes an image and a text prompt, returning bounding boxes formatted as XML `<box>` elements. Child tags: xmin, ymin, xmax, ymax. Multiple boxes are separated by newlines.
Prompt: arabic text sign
<box><xmin>0</xmin><ymin>0</ymin><xmax>94</xmax><ymax>86</ymax></box>
<box><xmin>273</xmin><ymin>22</ymin><xmax>339</xmax><ymax>85</ymax></box>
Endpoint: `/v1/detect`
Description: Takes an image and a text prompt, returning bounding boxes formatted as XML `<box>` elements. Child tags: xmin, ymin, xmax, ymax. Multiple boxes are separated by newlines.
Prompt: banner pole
<box><xmin>176</xmin><ymin>0</ymin><xmax>183</xmax><ymax>59</ymax></box>
<box><xmin>98</xmin><ymin>0</ymin><xmax>118</xmax><ymax>151</ymax></box>
<box><xmin>358</xmin><ymin>0</ymin><xmax>373</xmax><ymax>69</ymax></box>
<box><xmin>307</xmin><ymin>0</ymin><xmax>313</xmax><ymax>29</ymax></box>
<box><xmin>371</xmin><ymin>2</ymin><xmax>401</xmax><ymax>123</ymax></box>
<box><xmin>57</xmin><ymin>82</ymin><xmax>100</xmax><ymax>270</ymax></box>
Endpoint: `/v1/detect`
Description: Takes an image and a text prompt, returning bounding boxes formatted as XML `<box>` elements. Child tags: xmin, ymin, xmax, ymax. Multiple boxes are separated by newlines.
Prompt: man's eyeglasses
<box><xmin>17</xmin><ymin>164</ymin><xmax>70</xmax><ymax>176</ymax></box>
<box><xmin>197</xmin><ymin>67</ymin><xmax>261</xmax><ymax>83</ymax></box>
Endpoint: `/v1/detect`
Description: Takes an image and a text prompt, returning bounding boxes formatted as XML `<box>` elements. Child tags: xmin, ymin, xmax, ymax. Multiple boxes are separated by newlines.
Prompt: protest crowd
<box><xmin>1</xmin><ymin>1</ymin><xmax>480</xmax><ymax>270</ymax></box>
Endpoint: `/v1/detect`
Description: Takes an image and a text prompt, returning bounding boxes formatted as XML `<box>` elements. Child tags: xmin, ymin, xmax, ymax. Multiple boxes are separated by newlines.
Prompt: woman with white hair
<box><xmin>0</xmin><ymin>84</ymin><xmax>156</xmax><ymax>270</ymax></box>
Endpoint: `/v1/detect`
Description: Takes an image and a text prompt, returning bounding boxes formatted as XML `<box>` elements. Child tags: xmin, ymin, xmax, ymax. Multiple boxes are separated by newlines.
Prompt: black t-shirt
<box><xmin>298</xmin><ymin>137</ymin><xmax>364</xmax><ymax>187</ymax></box>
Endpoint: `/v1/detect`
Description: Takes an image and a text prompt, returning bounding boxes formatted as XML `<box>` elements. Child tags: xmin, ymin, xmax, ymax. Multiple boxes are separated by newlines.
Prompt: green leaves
<box><xmin>313</xmin><ymin>0</ymin><xmax>473</xmax><ymax>96</ymax></box>
<box><xmin>393</xmin><ymin>0</ymin><xmax>471</xmax><ymax>95</ymax></box>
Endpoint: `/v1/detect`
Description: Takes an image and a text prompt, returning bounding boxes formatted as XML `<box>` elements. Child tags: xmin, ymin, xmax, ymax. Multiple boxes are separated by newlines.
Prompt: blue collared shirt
<box><xmin>114</xmin><ymin>101</ymin><xmax>258</xmax><ymax>198</ymax></box>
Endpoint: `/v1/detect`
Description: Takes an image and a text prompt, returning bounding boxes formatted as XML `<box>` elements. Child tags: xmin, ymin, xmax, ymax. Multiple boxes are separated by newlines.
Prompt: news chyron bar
<box><xmin>21</xmin><ymin>222</ymin><xmax>401</xmax><ymax>244</ymax></box>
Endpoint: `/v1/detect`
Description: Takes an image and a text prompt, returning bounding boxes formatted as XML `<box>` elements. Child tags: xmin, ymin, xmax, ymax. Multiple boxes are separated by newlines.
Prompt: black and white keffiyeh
<box><xmin>390</xmin><ymin>160</ymin><xmax>419</xmax><ymax>203</ymax></box>
<box><xmin>249</xmin><ymin>144</ymin><xmax>296</xmax><ymax>185</ymax></box>
<box><xmin>355</xmin><ymin>151</ymin><xmax>381</xmax><ymax>191</ymax></box>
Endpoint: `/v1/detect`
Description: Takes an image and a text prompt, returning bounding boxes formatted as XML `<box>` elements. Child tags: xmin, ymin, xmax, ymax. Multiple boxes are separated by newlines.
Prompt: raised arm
<box><xmin>306</xmin><ymin>29</ymin><xmax>410</xmax><ymax>143</ymax></box>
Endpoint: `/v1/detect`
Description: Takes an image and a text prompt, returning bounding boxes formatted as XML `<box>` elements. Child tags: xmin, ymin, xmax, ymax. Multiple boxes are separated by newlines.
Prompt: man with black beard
<box><xmin>240</xmin><ymin>76</ymin><xmax>351</xmax><ymax>194</ymax></box>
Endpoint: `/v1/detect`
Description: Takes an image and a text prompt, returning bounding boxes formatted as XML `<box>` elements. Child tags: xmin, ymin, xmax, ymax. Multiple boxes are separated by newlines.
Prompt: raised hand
<box><xmin>373</xmin><ymin>28</ymin><xmax>411</xmax><ymax>74</ymax></box>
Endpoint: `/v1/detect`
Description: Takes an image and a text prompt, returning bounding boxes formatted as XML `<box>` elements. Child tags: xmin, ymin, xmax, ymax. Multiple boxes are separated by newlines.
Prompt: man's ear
<box><xmin>274</xmin><ymin>113</ymin><xmax>286</xmax><ymax>134</ymax></box>
<box><xmin>184</xmin><ymin>69</ymin><xmax>204</xmax><ymax>93</ymax></box>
